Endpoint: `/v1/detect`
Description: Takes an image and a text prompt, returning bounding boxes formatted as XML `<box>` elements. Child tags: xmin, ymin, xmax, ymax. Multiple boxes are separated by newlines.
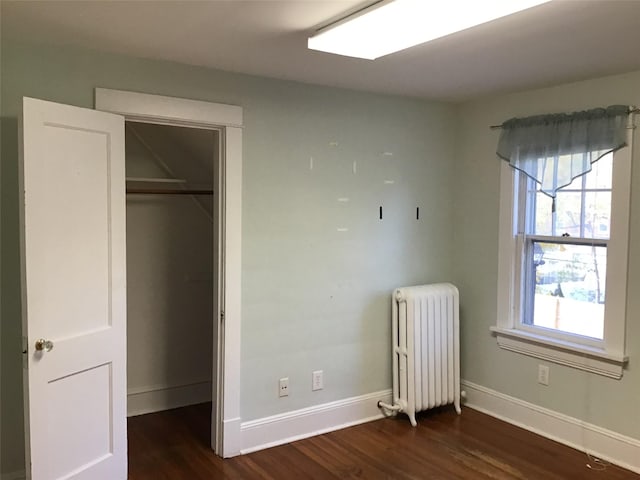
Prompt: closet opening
<box><xmin>123</xmin><ymin>120</ymin><xmax>221</xmax><ymax>459</ymax></box>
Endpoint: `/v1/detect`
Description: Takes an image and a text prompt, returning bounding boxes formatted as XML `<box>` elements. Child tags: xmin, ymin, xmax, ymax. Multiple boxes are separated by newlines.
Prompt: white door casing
<box><xmin>212</xmin><ymin>129</ymin><xmax>224</xmax><ymax>452</ymax></box>
<box><xmin>20</xmin><ymin>97</ymin><xmax>127</xmax><ymax>479</ymax></box>
<box><xmin>94</xmin><ymin>88</ymin><xmax>243</xmax><ymax>457</ymax></box>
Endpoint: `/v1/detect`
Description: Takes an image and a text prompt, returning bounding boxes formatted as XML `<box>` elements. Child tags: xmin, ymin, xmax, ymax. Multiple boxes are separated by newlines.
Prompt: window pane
<box><xmin>555</xmin><ymin>192</ymin><xmax>582</xmax><ymax>236</ymax></box>
<box><xmin>585</xmin><ymin>154</ymin><xmax>613</xmax><ymax>189</ymax></box>
<box><xmin>532</xmin><ymin>242</ymin><xmax>606</xmax><ymax>339</ymax></box>
<box><xmin>584</xmin><ymin>191</ymin><xmax>611</xmax><ymax>239</ymax></box>
<box><xmin>534</xmin><ymin>192</ymin><xmax>553</xmax><ymax>235</ymax></box>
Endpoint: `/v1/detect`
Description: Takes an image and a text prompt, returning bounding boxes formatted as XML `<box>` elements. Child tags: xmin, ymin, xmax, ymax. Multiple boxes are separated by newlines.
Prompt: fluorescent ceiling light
<box><xmin>308</xmin><ymin>0</ymin><xmax>551</xmax><ymax>60</ymax></box>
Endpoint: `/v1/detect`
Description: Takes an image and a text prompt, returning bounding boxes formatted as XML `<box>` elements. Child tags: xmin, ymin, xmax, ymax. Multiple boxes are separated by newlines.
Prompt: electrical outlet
<box><xmin>538</xmin><ymin>365</ymin><xmax>550</xmax><ymax>386</ymax></box>
<box><xmin>279</xmin><ymin>377</ymin><xmax>289</xmax><ymax>397</ymax></box>
<box><xmin>312</xmin><ymin>370</ymin><xmax>323</xmax><ymax>391</ymax></box>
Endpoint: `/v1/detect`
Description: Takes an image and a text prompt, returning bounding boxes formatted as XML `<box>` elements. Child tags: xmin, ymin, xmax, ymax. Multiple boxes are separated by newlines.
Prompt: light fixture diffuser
<box><xmin>308</xmin><ymin>0</ymin><xmax>551</xmax><ymax>60</ymax></box>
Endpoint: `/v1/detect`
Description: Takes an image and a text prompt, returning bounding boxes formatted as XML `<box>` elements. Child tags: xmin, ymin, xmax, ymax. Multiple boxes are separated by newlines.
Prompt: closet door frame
<box><xmin>95</xmin><ymin>88</ymin><xmax>243</xmax><ymax>457</ymax></box>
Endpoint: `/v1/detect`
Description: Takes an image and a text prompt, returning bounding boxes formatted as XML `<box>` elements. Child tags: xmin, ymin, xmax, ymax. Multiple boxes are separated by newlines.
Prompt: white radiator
<box><xmin>379</xmin><ymin>283</ymin><xmax>461</xmax><ymax>426</ymax></box>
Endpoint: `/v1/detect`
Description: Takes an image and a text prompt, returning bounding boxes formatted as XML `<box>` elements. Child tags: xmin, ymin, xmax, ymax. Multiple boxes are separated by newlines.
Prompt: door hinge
<box><xmin>221</xmin><ymin>311</ymin><xmax>225</xmax><ymax>321</ymax></box>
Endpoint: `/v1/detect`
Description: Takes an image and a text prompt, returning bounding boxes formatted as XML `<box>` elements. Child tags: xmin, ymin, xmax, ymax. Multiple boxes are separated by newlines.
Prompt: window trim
<box><xmin>494</xmin><ymin>127</ymin><xmax>633</xmax><ymax>379</ymax></box>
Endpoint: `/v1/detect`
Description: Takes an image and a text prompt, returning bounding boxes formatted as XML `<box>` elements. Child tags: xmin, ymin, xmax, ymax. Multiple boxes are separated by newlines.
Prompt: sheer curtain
<box><xmin>496</xmin><ymin>105</ymin><xmax>629</xmax><ymax>197</ymax></box>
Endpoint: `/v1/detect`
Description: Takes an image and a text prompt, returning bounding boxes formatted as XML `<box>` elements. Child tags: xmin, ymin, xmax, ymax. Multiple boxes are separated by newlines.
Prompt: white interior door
<box><xmin>20</xmin><ymin>97</ymin><xmax>127</xmax><ymax>480</ymax></box>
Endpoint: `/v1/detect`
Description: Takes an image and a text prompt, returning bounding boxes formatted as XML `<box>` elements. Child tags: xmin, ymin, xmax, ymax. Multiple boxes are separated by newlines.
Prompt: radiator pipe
<box><xmin>377</xmin><ymin>401</ymin><xmax>401</xmax><ymax>412</ymax></box>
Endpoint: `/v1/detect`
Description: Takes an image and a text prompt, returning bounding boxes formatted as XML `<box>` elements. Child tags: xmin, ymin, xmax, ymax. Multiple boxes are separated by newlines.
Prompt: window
<box><xmin>521</xmin><ymin>155</ymin><xmax>612</xmax><ymax>343</ymax></box>
<box><xmin>493</xmin><ymin>130</ymin><xmax>632</xmax><ymax>379</ymax></box>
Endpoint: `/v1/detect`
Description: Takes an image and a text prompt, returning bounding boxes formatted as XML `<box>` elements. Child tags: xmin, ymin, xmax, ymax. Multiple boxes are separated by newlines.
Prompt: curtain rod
<box><xmin>489</xmin><ymin>106</ymin><xmax>639</xmax><ymax>130</ymax></box>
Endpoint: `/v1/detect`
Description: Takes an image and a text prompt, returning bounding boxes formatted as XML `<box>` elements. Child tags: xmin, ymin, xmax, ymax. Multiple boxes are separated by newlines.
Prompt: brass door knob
<box><xmin>35</xmin><ymin>339</ymin><xmax>54</xmax><ymax>352</ymax></box>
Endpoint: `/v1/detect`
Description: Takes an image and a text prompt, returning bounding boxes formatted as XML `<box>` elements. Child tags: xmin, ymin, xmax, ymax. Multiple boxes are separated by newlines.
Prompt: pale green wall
<box><xmin>453</xmin><ymin>70</ymin><xmax>640</xmax><ymax>440</ymax></box>
<box><xmin>0</xmin><ymin>38</ymin><xmax>456</xmax><ymax>473</ymax></box>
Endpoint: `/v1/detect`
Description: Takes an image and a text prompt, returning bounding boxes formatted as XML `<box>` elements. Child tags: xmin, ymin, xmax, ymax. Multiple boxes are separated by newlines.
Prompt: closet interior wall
<box><xmin>124</xmin><ymin>121</ymin><xmax>216</xmax><ymax>417</ymax></box>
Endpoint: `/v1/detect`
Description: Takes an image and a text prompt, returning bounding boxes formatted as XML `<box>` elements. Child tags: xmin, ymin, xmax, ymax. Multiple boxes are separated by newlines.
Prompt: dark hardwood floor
<box><xmin>128</xmin><ymin>403</ymin><xmax>639</xmax><ymax>479</ymax></box>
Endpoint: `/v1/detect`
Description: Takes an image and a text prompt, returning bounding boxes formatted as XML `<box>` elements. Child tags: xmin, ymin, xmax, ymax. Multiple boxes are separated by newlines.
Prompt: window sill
<box><xmin>490</xmin><ymin>327</ymin><xmax>628</xmax><ymax>379</ymax></box>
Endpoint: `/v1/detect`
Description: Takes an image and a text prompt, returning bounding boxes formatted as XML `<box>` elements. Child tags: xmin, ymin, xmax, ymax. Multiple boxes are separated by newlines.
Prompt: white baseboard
<box><xmin>1</xmin><ymin>471</ymin><xmax>26</xmax><ymax>480</ymax></box>
<box><xmin>461</xmin><ymin>380</ymin><xmax>640</xmax><ymax>474</ymax></box>
<box><xmin>240</xmin><ymin>389</ymin><xmax>393</xmax><ymax>454</ymax></box>
<box><xmin>127</xmin><ymin>381</ymin><xmax>212</xmax><ymax>417</ymax></box>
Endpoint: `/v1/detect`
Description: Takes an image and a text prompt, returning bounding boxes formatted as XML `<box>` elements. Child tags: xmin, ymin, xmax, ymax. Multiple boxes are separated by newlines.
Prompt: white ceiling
<box><xmin>3</xmin><ymin>0</ymin><xmax>640</xmax><ymax>102</ymax></box>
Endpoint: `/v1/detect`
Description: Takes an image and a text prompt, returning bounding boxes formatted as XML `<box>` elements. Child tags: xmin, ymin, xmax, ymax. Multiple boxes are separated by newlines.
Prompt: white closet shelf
<box><xmin>126</xmin><ymin>177</ymin><xmax>187</xmax><ymax>184</ymax></box>
<box><xmin>126</xmin><ymin>177</ymin><xmax>213</xmax><ymax>196</ymax></box>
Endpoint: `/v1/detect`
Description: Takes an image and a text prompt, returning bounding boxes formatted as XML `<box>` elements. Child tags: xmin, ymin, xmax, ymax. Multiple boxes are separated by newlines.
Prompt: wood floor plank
<box><xmin>127</xmin><ymin>403</ymin><xmax>640</xmax><ymax>479</ymax></box>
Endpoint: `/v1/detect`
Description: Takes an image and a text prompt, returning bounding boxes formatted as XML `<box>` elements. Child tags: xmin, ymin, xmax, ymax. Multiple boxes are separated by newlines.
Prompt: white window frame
<box><xmin>492</xmin><ymin>124</ymin><xmax>633</xmax><ymax>379</ymax></box>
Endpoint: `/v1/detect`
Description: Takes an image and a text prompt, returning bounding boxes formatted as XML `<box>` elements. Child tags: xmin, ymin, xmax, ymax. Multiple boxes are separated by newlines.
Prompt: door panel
<box><xmin>46</xmin><ymin>363</ymin><xmax>112</xmax><ymax>479</ymax></box>
<box><xmin>20</xmin><ymin>97</ymin><xmax>127</xmax><ymax>480</ymax></box>
<box><xmin>29</xmin><ymin>125</ymin><xmax>111</xmax><ymax>338</ymax></box>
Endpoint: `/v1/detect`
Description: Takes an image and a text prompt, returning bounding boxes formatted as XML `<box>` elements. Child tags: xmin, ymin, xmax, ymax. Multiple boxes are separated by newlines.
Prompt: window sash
<box><xmin>515</xmin><ymin>160</ymin><xmax>614</xmax><ymax>346</ymax></box>
<box><xmin>518</xmin><ymin>235</ymin><xmax>608</xmax><ymax>347</ymax></box>
<box><xmin>524</xmin><ymin>169</ymin><xmax>613</xmax><ymax>239</ymax></box>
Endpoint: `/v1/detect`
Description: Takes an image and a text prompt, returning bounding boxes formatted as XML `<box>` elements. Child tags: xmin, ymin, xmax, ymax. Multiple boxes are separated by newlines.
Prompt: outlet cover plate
<box><xmin>538</xmin><ymin>365</ymin><xmax>549</xmax><ymax>386</ymax></box>
<box><xmin>279</xmin><ymin>377</ymin><xmax>289</xmax><ymax>397</ymax></box>
<box><xmin>312</xmin><ymin>370</ymin><xmax>323</xmax><ymax>391</ymax></box>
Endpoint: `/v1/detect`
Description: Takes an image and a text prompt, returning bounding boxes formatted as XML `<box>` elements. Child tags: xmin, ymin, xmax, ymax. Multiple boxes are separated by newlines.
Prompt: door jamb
<box><xmin>94</xmin><ymin>88</ymin><xmax>243</xmax><ymax>457</ymax></box>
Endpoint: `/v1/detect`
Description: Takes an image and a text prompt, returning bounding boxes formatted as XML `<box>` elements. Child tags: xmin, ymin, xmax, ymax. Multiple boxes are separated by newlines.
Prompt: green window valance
<box><xmin>496</xmin><ymin>105</ymin><xmax>630</xmax><ymax>197</ymax></box>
